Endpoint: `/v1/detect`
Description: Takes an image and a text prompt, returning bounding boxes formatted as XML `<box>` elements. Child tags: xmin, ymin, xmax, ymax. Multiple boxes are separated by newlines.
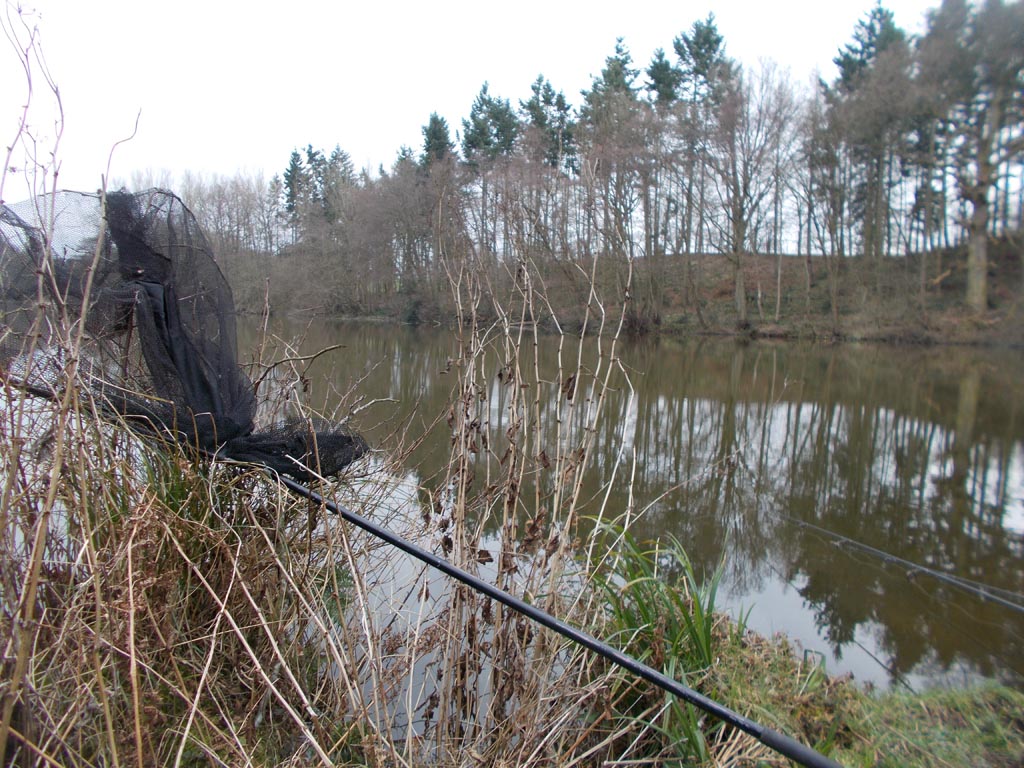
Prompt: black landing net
<box><xmin>0</xmin><ymin>188</ymin><xmax>366</xmax><ymax>478</ymax></box>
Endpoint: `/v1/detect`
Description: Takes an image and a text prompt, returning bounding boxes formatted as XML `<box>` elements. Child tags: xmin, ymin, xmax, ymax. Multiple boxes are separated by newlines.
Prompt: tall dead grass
<box><xmin>0</xmin><ymin>191</ymin><xmax>758</xmax><ymax>766</ymax></box>
<box><xmin>0</xmin><ymin>9</ymin><xmax>838</xmax><ymax>764</ymax></box>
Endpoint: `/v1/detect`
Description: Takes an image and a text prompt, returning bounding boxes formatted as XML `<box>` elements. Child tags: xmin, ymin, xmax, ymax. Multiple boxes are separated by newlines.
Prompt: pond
<box><xmin>239</xmin><ymin>318</ymin><xmax>1024</xmax><ymax>692</ymax></box>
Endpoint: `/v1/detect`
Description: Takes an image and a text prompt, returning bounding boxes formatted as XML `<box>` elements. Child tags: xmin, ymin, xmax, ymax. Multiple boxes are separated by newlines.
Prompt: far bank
<box><xmin>220</xmin><ymin>237</ymin><xmax>1024</xmax><ymax>348</ymax></box>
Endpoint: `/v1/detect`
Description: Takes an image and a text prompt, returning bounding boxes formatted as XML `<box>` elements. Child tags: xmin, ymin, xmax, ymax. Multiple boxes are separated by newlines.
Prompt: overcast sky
<box><xmin>2</xmin><ymin>0</ymin><xmax>939</xmax><ymax>197</ymax></box>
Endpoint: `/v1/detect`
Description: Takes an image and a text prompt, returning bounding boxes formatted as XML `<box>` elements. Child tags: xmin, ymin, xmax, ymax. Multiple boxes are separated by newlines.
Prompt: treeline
<box><xmin>168</xmin><ymin>0</ymin><xmax>1023</xmax><ymax>331</ymax></box>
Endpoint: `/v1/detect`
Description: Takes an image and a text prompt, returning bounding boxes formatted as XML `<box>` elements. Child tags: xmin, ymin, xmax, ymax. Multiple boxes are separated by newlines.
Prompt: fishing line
<box><xmin>0</xmin><ymin>189</ymin><xmax>839</xmax><ymax>766</ymax></box>
<box><xmin>760</xmin><ymin>557</ymin><xmax>920</xmax><ymax>694</ymax></box>
<box><xmin>785</xmin><ymin>516</ymin><xmax>1024</xmax><ymax>615</ymax></box>
<box><xmin>778</xmin><ymin>515</ymin><xmax>1024</xmax><ymax>683</ymax></box>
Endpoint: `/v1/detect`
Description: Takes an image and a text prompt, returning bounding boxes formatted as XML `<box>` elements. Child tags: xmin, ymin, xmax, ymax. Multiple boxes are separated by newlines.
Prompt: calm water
<box><xmin>239</xmin><ymin>319</ymin><xmax>1024</xmax><ymax>691</ymax></box>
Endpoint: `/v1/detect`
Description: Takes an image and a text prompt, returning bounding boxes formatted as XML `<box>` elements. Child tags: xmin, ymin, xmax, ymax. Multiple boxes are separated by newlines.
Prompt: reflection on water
<box><xmin>239</xmin><ymin>319</ymin><xmax>1024</xmax><ymax>690</ymax></box>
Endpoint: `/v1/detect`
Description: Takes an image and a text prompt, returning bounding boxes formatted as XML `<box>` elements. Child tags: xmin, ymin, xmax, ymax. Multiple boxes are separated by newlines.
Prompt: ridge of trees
<box><xmin>169</xmin><ymin>0</ymin><xmax>1023</xmax><ymax>329</ymax></box>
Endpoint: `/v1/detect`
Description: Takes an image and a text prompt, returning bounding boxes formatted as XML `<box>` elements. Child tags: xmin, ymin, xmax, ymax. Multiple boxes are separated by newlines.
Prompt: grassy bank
<box><xmin>654</xmin><ymin>239</ymin><xmax>1024</xmax><ymax>348</ymax></box>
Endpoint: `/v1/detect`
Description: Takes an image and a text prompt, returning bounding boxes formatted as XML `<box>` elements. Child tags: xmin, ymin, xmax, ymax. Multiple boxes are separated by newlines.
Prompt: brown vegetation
<box><xmin>3</xmin><ymin>3</ymin><xmax>1023</xmax><ymax>766</ymax></box>
<box><xmin>3</xmin><ymin>216</ymin><xmax>1022</xmax><ymax>767</ymax></box>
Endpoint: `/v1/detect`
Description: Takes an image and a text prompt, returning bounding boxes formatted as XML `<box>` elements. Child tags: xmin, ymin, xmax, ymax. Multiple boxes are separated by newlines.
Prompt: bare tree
<box><xmin>801</xmin><ymin>84</ymin><xmax>850</xmax><ymax>332</ymax></box>
<box><xmin>706</xmin><ymin>60</ymin><xmax>797</xmax><ymax>326</ymax></box>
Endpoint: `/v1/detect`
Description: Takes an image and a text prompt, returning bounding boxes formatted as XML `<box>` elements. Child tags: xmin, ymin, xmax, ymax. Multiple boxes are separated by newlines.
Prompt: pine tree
<box><xmin>421</xmin><ymin>114</ymin><xmax>456</xmax><ymax>168</ymax></box>
<box><xmin>328</xmin><ymin>145</ymin><xmax>356</xmax><ymax>185</ymax></box>
<box><xmin>918</xmin><ymin>0</ymin><xmax>1024</xmax><ymax>311</ymax></box>
<box><xmin>393</xmin><ymin>145</ymin><xmax>417</xmax><ymax>173</ymax></box>
<box><xmin>462</xmin><ymin>83</ymin><xmax>519</xmax><ymax>165</ymax></box>
<box><xmin>264</xmin><ymin>174</ymin><xmax>286</xmax><ymax>251</ymax></box>
<box><xmin>645</xmin><ymin>48</ymin><xmax>682</xmax><ymax>107</ymax></box>
<box><xmin>581</xmin><ymin>37</ymin><xmax>640</xmax><ymax>127</ymax></box>
<box><xmin>323</xmin><ymin>145</ymin><xmax>356</xmax><ymax>222</ymax></box>
<box><xmin>674</xmin><ymin>14</ymin><xmax>727</xmax><ymax>103</ymax></box>
<box><xmin>834</xmin><ymin>3</ymin><xmax>906</xmax><ymax>93</ymax></box>
<box><xmin>305</xmin><ymin>145</ymin><xmax>328</xmax><ymax>206</ymax></box>
<box><xmin>283</xmin><ymin>150</ymin><xmax>308</xmax><ymax>217</ymax></box>
<box><xmin>672</xmin><ymin>14</ymin><xmax>728</xmax><ymax>255</ymax></box>
<box><xmin>520</xmin><ymin>75</ymin><xmax>576</xmax><ymax>171</ymax></box>
<box><xmin>829</xmin><ymin>4</ymin><xmax>911</xmax><ymax>265</ymax></box>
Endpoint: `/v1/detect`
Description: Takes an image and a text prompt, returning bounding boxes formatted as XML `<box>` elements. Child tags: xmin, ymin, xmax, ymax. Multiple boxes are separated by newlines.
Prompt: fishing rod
<box><xmin>0</xmin><ymin>188</ymin><xmax>842</xmax><ymax>766</ymax></box>
<box><xmin>276</xmin><ymin>473</ymin><xmax>844</xmax><ymax>768</ymax></box>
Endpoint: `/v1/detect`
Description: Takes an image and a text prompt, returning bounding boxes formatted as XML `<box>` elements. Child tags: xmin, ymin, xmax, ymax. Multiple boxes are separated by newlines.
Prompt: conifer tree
<box><xmin>520</xmin><ymin>75</ymin><xmax>576</xmax><ymax>171</ymax></box>
<box><xmin>673</xmin><ymin>14</ymin><xmax>728</xmax><ymax>255</ymax></box>
<box><xmin>282</xmin><ymin>149</ymin><xmax>310</xmax><ymax>241</ymax></box>
<box><xmin>645</xmin><ymin>48</ymin><xmax>682</xmax><ymax>107</ymax></box>
<box><xmin>829</xmin><ymin>4</ymin><xmax>911</xmax><ymax>265</ymax></box>
<box><xmin>305</xmin><ymin>144</ymin><xmax>328</xmax><ymax>206</ymax></box>
<box><xmin>283</xmin><ymin>150</ymin><xmax>308</xmax><ymax>217</ymax></box>
<box><xmin>674</xmin><ymin>14</ymin><xmax>727</xmax><ymax>104</ymax></box>
<box><xmin>462</xmin><ymin>83</ymin><xmax>519</xmax><ymax>165</ymax></box>
<box><xmin>323</xmin><ymin>144</ymin><xmax>356</xmax><ymax>221</ymax></box>
<box><xmin>918</xmin><ymin>0</ymin><xmax>1024</xmax><ymax>311</ymax></box>
<box><xmin>421</xmin><ymin>113</ymin><xmax>456</xmax><ymax>168</ymax></box>
<box><xmin>581</xmin><ymin>37</ymin><xmax>640</xmax><ymax>129</ymax></box>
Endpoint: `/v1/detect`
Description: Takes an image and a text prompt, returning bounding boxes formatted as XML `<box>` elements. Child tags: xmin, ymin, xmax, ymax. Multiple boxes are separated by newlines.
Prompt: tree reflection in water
<box><xmin>241</xmin><ymin>320</ymin><xmax>1024</xmax><ymax>690</ymax></box>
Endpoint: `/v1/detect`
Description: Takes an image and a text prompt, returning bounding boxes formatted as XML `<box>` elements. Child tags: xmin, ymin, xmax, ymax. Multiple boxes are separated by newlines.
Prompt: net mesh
<box><xmin>0</xmin><ymin>188</ymin><xmax>367</xmax><ymax>479</ymax></box>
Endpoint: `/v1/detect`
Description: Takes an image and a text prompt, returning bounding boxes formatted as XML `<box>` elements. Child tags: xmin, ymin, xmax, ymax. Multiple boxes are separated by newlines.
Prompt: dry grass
<box><xmin>0</xmin><ymin>226</ymin><xmax>685</xmax><ymax>766</ymax></box>
<box><xmin>2</xmin><ymin>196</ymin><xmax>826</xmax><ymax>765</ymax></box>
<box><xmin>4</xmin><ymin>200</ymin><xmax>1022</xmax><ymax>768</ymax></box>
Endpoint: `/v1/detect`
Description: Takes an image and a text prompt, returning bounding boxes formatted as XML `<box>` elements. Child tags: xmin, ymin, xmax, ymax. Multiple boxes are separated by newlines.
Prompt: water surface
<box><xmin>240</xmin><ymin>319</ymin><xmax>1024</xmax><ymax>691</ymax></box>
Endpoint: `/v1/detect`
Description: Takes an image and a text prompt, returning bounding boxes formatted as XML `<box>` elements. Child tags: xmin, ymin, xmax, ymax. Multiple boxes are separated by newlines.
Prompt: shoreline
<box><xmin>242</xmin><ymin>306</ymin><xmax>1024</xmax><ymax>350</ymax></box>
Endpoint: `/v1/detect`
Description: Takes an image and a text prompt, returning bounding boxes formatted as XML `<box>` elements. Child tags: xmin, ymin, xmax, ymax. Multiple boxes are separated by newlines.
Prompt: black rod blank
<box><xmin>278</xmin><ymin>475</ymin><xmax>844</xmax><ymax>768</ymax></box>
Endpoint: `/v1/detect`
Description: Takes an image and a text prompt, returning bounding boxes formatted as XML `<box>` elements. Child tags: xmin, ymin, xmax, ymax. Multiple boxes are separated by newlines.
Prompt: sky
<box><xmin>1</xmin><ymin>0</ymin><xmax>940</xmax><ymax>198</ymax></box>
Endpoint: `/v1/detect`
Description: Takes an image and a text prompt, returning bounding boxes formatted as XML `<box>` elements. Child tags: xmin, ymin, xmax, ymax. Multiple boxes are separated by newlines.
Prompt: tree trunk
<box><xmin>733</xmin><ymin>253</ymin><xmax>747</xmax><ymax>326</ymax></box>
<box><xmin>775</xmin><ymin>249</ymin><xmax>783</xmax><ymax>322</ymax></box>
<box><xmin>964</xmin><ymin>95</ymin><xmax>1002</xmax><ymax>313</ymax></box>
<box><xmin>966</xmin><ymin>194</ymin><xmax>989</xmax><ymax>312</ymax></box>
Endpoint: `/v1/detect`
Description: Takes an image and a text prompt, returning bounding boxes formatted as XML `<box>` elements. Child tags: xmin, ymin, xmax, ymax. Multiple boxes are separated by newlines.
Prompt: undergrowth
<box><xmin>2</xmin><ymin>296</ymin><xmax>1023</xmax><ymax>766</ymax></box>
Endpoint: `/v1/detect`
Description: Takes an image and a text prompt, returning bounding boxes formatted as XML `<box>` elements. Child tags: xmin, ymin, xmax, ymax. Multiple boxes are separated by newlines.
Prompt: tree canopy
<box><xmin>185</xmin><ymin>1</ymin><xmax>1023</xmax><ymax>329</ymax></box>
